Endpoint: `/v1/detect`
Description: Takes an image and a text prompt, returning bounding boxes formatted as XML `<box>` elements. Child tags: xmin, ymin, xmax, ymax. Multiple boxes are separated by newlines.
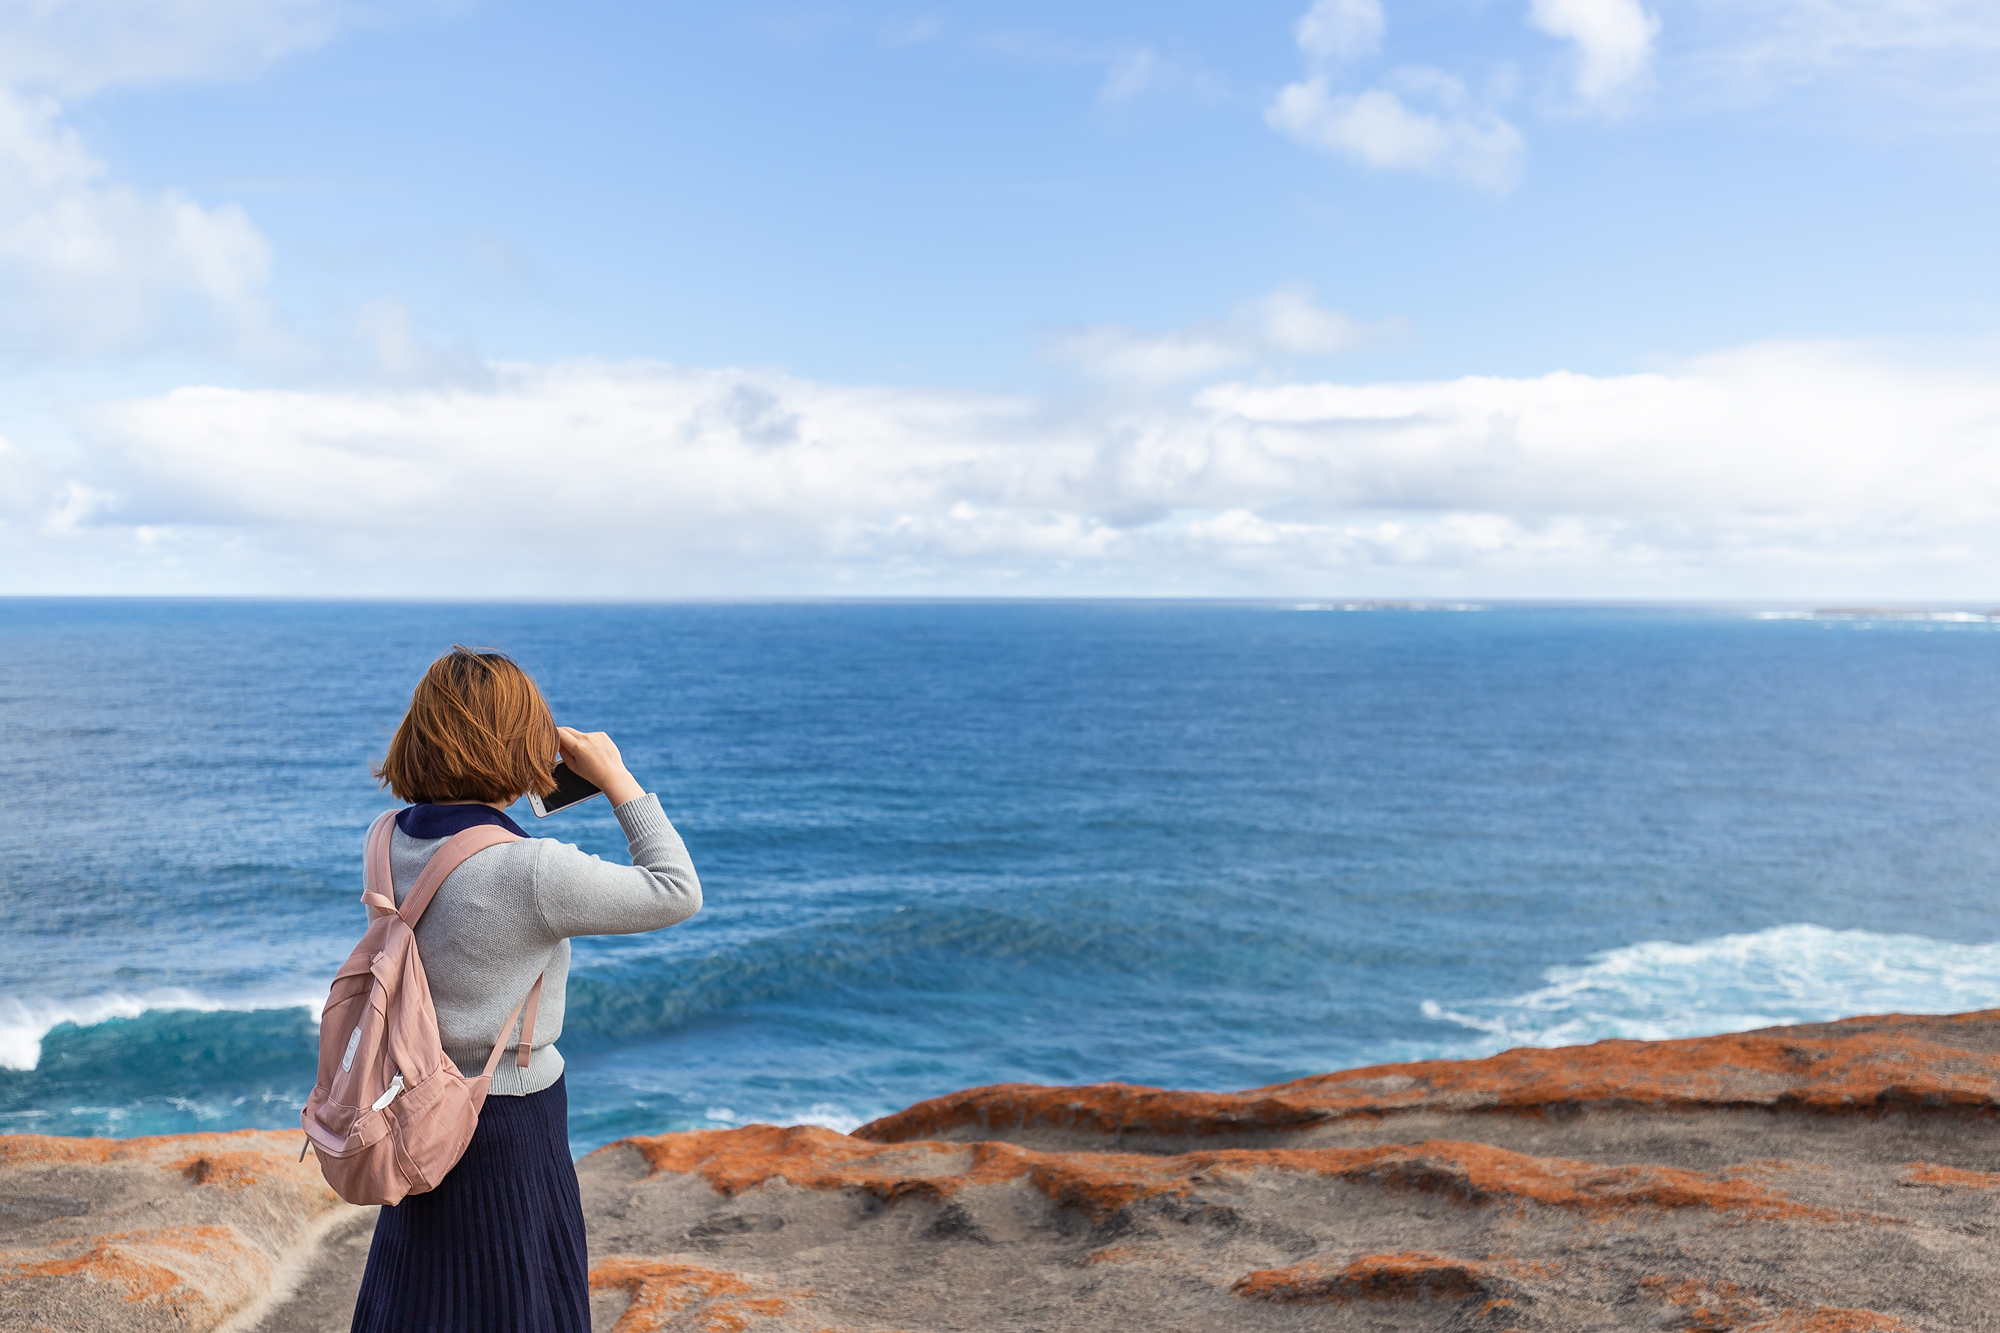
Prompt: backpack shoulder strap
<box><xmin>358</xmin><ymin>812</ymin><xmax>524</xmax><ymax>923</ymax></box>
<box><xmin>357</xmin><ymin>812</ymin><xmax>540</xmax><ymax>1069</ymax></box>
<box><xmin>398</xmin><ymin>824</ymin><xmax>524</xmax><ymax>927</ymax></box>
<box><xmin>360</xmin><ymin>811</ymin><xmax>399</xmax><ymax>916</ymax></box>
<box><xmin>480</xmin><ymin>972</ymin><xmax>547</xmax><ymax>1076</ymax></box>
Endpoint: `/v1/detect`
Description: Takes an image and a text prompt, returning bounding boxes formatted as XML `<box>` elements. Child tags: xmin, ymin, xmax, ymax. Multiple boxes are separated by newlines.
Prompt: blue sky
<box><xmin>3</xmin><ymin>0</ymin><xmax>1999</xmax><ymax>598</ymax></box>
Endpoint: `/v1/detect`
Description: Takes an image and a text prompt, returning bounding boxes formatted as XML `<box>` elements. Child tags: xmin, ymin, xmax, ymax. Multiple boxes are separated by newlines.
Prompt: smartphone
<box><xmin>529</xmin><ymin>761</ymin><xmax>602</xmax><ymax>818</ymax></box>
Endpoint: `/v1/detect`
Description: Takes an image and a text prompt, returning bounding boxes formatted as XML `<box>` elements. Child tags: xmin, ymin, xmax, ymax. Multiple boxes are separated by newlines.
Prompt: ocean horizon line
<box><xmin>6</xmin><ymin>594</ymin><xmax>1999</xmax><ymax>612</ymax></box>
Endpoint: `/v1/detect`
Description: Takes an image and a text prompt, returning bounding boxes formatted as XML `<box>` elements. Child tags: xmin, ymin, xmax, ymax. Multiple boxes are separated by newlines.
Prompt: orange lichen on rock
<box><xmin>1292</xmin><ymin>1140</ymin><xmax>1865</xmax><ymax>1223</ymax></box>
<box><xmin>857</xmin><ymin>1010</ymin><xmax>2000</xmax><ymax>1145</ymax></box>
<box><xmin>4</xmin><ymin>1237</ymin><xmax>190</xmax><ymax>1305</ymax></box>
<box><xmin>856</xmin><ymin>1080</ymin><xmax>1345</xmax><ymax>1146</ymax></box>
<box><xmin>1642</xmin><ymin>1276</ymin><xmax>1770</xmax><ymax>1331</ymax></box>
<box><xmin>615</xmin><ymin>1127</ymin><xmax>1854</xmax><ymax>1225</ymax></box>
<box><xmin>169</xmin><ymin>1151</ymin><xmax>267</xmax><ymax>1192</ymax></box>
<box><xmin>1077</xmin><ymin>1245</ymin><xmax>1190</xmax><ymax>1270</ymax></box>
<box><xmin>625</xmin><ymin>1125</ymin><xmax>1192</xmax><ymax>1220</ymax></box>
<box><xmin>1744</xmin><ymin>1313</ymin><xmax>1914</xmax><ymax>1332</ymax></box>
<box><xmin>0</xmin><ymin>1129</ymin><xmax>298</xmax><ymax>1169</ymax></box>
<box><xmin>1899</xmin><ymin>1160</ymin><xmax>2000</xmax><ymax>1189</ymax></box>
<box><xmin>589</xmin><ymin>1257</ymin><xmax>803</xmax><ymax>1333</ymax></box>
<box><xmin>0</xmin><ymin>1130</ymin><xmax>353</xmax><ymax>1333</ymax></box>
<box><xmin>632</xmin><ymin>1125</ymin><xmax>959</xmax><ymax>1196</ymax></box>
<box><xmin>1639</xmin><ymin>1277</ymin><xmax>1911</xmax><ymax>1332</ymax></box>
<box><xmin>1232</xmin><ymin>1251</ymin><xmax>1503</xmax><ymax>1305</ymax></box>
<box><xmin>1723</xmin><ymin>1160</ymin><xmax>1824</xmax><ymax>1179</ymax></box>
<box><xmin>0</xmin><ymin>1225</ymin><xmax>255</xmax><ymax>1308</ymax></box>
<box><xmin>1</xmin><ymin>1129</ymin><xmax>328</xmax><ymax>1203</ymax></box>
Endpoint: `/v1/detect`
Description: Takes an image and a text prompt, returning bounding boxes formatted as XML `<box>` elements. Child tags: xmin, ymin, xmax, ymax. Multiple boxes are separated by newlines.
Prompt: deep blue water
<box><xmin>4</xmin><ymin>599</ymin><xmax>1999</xmax><ymax>1153</ymax></box>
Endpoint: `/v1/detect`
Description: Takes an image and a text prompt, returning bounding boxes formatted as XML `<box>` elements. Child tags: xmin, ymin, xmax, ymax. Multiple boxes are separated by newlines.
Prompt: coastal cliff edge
<box><xmin>10</xmin><ymin>1010</ymin><xmax>2000</xmax><ymax>1331</ymax></box>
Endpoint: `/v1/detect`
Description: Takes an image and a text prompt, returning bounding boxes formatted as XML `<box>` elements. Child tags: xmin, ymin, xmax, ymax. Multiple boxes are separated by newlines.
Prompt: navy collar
<box><xmin>396</xmin><ymin>803</ymin><xmax>529</xmax><ymax>840</ymax></box>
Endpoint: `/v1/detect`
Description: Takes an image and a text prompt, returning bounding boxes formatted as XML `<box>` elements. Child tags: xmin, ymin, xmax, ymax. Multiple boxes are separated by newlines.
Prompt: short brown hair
<box><xmin>374</xmin><ymin>647</ymin><xmax>559</xmax><ymax>805</ymax></box>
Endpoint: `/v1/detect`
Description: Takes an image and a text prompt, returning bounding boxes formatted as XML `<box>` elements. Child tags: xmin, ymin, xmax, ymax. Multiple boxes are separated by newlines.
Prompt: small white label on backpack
<box><xmin>341</xmin><ymin>1025</ymin><xmax>362</xmax><ymax>1071</ymax></box>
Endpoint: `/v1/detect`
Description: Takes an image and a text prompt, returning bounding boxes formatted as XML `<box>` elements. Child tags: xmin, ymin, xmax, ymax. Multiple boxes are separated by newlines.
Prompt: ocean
<box><xmin>4</xmin><ymin>599</ymin><xmax>1999</xmax><ymax>1154</ymax></box>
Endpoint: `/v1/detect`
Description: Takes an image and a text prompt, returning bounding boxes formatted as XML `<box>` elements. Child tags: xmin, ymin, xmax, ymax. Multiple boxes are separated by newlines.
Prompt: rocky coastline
<box><xmin>10</xmin><ymin>1010</ymin><xmax>2000</xmax><ymax>1331</ymax></box>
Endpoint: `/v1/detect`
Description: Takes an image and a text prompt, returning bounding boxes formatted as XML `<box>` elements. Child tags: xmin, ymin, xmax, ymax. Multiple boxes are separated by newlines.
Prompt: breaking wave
<box><xmin>0</xmin><ymin>990</ymin><xmax>322</xmax><ymax>1072</ymax></box>
<box><xmin>1422</xmin><ymin>924</ymin><xmax>2000</xmax><ymax>1052</ymax></box>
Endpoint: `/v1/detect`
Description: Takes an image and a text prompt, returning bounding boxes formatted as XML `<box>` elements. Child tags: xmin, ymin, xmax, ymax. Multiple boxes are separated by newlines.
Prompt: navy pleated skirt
<box><xmin>350</xmin><ymin>1074</ymin><xmax>590</xmax><ymax>1333</ymax></box>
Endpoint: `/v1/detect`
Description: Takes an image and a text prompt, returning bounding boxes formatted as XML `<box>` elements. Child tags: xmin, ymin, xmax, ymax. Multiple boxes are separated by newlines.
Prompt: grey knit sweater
<box><xmin>382</xmin><ymin>794</ymin><xmax>702</xmax><ymax>1095</ymax></box>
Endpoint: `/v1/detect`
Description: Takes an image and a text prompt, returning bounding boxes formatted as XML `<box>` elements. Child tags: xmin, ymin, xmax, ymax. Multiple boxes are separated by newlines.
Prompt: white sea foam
<box><xmin>1292</xmin><ymin>601</ymin><xmax>1483</xmax><ymax>612</ymax></box>
<box><xmin>1422</xmin><ymin>924</ymin><xmax>2000</xmax><ymax>1052</ymax></box>
<box><xmin>699</xmin><ymin>1102</ymin><xmax>861</xmax><ymax>1132</ymax></box>
<box><xmin>1755</xmin><ymin>610</ymin><xmax>1997</xmax><ymax>623</ymax></box>
<box><xmin>0</xmin><ymin>991</ymin><xmax>324</xmax><ymax>1071</ymax></box>
<box><xmin>790</xmin><ymin>1103</ymin><xmax>865</xmax><ymax>1134</ymax></box>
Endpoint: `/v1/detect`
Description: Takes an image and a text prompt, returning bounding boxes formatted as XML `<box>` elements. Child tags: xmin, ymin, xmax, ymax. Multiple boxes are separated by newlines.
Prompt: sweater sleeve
<box><xmin>531</xmin><ymin>794</ymin><xmax>703</xmax><ymax>940</ymax></box>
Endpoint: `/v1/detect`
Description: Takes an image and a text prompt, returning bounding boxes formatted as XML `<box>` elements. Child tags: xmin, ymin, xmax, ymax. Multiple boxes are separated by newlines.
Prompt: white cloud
<box><xmin>351</xmin><ymin>298</ymin><xmax>487</xmax><ymax>384</ymax></box>
<box><xmin>12</xmin><ymin>339</ymin><xmax>2000</xmax><ymax>599</ymax></box>
<box><xmin>1674</xmin><ymin>0</ymin><xmax>2000</xmax><ymax>125</ymax></box>
<box><xmin>1529</xmin><ymin>0</ymin><xmax>1660</xmax><ymax>107</ymax></box>
<box><xmin>1267</xmin><ymin>70</ymin><xmax>1525</xmax><ymax>192</ymax></box>
<box><xmin>1242</xmin><ymin>286</ymin><xmax>1378</xmax><ymax>356</ymax></box>
<box><xmin>0</xmin><ymin>0</ymin><xmax>339</xmax><ymax>358</ymax></box>
<box><xmin>1687</xmin><ymin>0</ymin><xmax>2000</xmax><ymax>79</ymax></box>
<box><xmin>1296</xmin><ymin>0</ymin><xmax>1384</xmax><ymax>65</ymax></box>
<box><xmin>0</xmin><ymin>0</ymin><xmax>348</xmax><ymax>97</ymax></box>
<box><xmin>1044</xmin><ymin>286</ymin><xmax>1382</xmax><ymax>386</ymax></box>
<box><xmin>0</xmin><ymin>89</ymin><xmax>272</xmax><ymax>353</ymax></box>
<box><xmin>879</xmin><ymin>15</ymin><xmax>946</xmax><ymax>49</ymax></box>
<box><xmin>39</xmin><ymin>478</ymin><xmax>111</xmax><ymax>534</ymax></box>
<box><xmin>1093</xmin><ymin>44</ymin><xmax>1224</xmax><ymax>106</ymax></box>
<box><xmin>1271</xmin><ymin>1</ymin><xmax>1523</xmax><ymax>190</ymax></box>
<box><xmin>1272</xmin><ymin>0</ymin><xmax>2000</xmax><ymax>157</ymax></box>
<box><xmin>1044</xmin><ymin>325</ymin><xmax>1247</xmax><ymax>386</ymax></box>
<box><xmin>1099</xmin><ymin>47</ymin><xmax>1160</xmax><ymax>103</ymax></box>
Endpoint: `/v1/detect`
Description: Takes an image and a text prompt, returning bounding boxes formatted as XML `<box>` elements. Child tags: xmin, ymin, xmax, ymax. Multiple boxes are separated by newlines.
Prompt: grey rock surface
<box><xmin>15</xmin><ymin>1011</ymin><xmax>2000</xmax><ymax>1331</ymax></box>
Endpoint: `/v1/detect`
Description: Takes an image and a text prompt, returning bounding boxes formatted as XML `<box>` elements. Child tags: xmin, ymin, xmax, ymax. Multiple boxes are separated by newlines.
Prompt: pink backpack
<box><xmin>300</xmin><ymin>811</ymin><xmax>545</xmax><ymax>1206</ymax></box>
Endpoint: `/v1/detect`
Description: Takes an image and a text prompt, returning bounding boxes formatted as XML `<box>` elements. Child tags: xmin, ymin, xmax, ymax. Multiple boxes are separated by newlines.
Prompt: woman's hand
<box><xmin>557</xmin><ymin>726</ymin><xmax>646</xmax><ymax>808</ymax></box>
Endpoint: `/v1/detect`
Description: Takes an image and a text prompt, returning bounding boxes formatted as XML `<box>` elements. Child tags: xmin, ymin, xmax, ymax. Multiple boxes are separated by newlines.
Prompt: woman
<box><xmin>349</xmin><ymin>646</ymin><xmax>701</xmax><ymax>1333</ymax></box>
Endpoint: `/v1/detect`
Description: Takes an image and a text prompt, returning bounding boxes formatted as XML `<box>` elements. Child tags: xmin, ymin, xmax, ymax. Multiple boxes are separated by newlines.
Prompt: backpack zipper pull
<box><xmin>371</xmin><ymin>1073</ymin><xmax>406</xmax><ymax>1112</ymax></box>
